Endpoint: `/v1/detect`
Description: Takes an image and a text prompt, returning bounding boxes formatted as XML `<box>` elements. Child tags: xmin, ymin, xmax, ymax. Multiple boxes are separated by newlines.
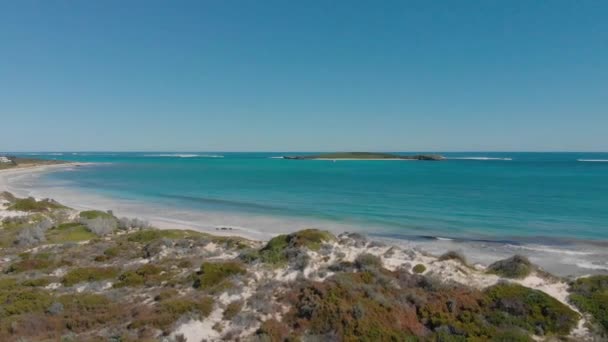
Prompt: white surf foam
<box><xmin>574</xmin><ymin>261</ymin><xmax>608</xmax><ymax>270</ymax></box>
<box><xmin>506</xmin><ymin>244</ymin><xmax>595</xmax><ymax>256</ymax></box>
<box><xmin>578</xmin><ymin>159</ymin><xmax>608</xmax><ymax>162</ymax></box>
<box><xmin>144</xmin><ymin>154</ymin><xmax>224</xmax><ymax>158</ymax></box>
<box><xmin>435</xmin><ymin>237</ymin><xmax>454</xmax><ymax>241</ymax></box>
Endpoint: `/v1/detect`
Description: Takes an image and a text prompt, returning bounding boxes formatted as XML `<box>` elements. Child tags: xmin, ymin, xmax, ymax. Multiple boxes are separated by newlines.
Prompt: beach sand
<box><xmin>2</xmin><ymin>163</ymin><xmax>607</xmax><ymax>277</ymax></box>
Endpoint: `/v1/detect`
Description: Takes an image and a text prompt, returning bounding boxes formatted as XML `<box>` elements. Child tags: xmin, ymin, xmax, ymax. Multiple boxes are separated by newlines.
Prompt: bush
<box><xmin>14</xmin><ymin>226</ymin><xmax>46</xmax><ymax>246</ymax></box>
<box><xmin>354</xmin><ymin>253</ymin><xmax>383</xmax><ymax>270</ymax></box>
<box><xmin>114</xmin><ymin>264</ymin><xmax>166</xmax><ymax>288</ymax></box>
<box><xmin>45</xmin><ymin>222</ymin><xmax>96</xmax><ymax>243</ymax></box>
<box><xmin>21</xmin><ymin>278</ymin><xmax>53</xmax><ymax>287</ymax></box>
<box><xmin>62</xmin><ymin>267</ymin><xmax>119</xmax><ymax>286</ymax></box>
<box><xmin>256</xmin><ymin>319</ymin><xmax>290</xmax><ymax>341</ymax></box>
<box><xmin>253</xmin><ymin>229</ymin><xmax>335</xmax><ymax>266</ymax></box>
<box><xmin>194</xmin><ymin>261</ymin><xmax>246</xmax><ymax>291</ymax></box>
<box><xmin>413</xmin><ymin>264</ymin><xmax>426</xmax><ymax>274</ymax></box>
<box><xmin>8</xmin><ymin>255</ymin><xmax>53</xmax><ymax>273</ymax></box>
<box><xmin>79</xmin><ymin>210</ymin><xmax>114</xmax><ymax>220</ymax></box>
<box><xmin>0</xmin><ymin>288</ymin><xmax>53</xmax><ymax>318</ymax></box>
<box><xmin>130</xmin><ymin>297</ymin><xmax>214</xmax><ymax>333</ymax></box>
<box><xmin>487</xmin><ymin>255</ymin><xmax>533</xmax><ymax>279</ymax></box>
<box><xmin>223</xmin><ymin>300</ymin><xmax>243</xmax><ymax>320</ymax></box>
<box><xmin>117</xmin><ymin>217</ymin><xmax>149</xmax><ymax>230</ymax></box>
<box><xmin>438</xmin><ymin>251</ymin><xmax>468</xmax><ymax>265</ymax></box>
<box><xmin>569</xmin><ymin>275</ymin><xmax>608</xmax><ymax>334</ymax></box>
<box><xmin>81</xmin><ymin>217</ymin><xmax>117</xmax><ymax>236</ymax></box>
<box><xmin>8</xmin><ymin>197</ymin><xmax>67</xmax><ymax>212</ymax></box>
<box><xmin>484</xmin><ymin>283</ymin><xmax>579</xmax><ymax>335</ymax></box>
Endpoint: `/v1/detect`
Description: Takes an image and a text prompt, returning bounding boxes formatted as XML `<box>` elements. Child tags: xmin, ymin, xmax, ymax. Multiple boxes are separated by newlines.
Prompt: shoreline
<box><xmin>1</xmin><ymin>163</ymin><xmax>607</xmax><ymax>277</ymax></box>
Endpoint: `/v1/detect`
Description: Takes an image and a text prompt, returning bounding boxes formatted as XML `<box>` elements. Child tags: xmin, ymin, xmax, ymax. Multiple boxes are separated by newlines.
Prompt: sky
<box><xmin>1</xmin><ymin>1</ymin><xmax>607</xmax><ymax>152</ymax></box>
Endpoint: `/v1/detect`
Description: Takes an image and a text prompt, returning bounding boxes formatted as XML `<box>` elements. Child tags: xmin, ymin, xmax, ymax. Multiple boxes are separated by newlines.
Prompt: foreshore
<box><xmin>2</xmin><ymin>162</ymin><xmax>607</xmax><ymax>277</ymax></box>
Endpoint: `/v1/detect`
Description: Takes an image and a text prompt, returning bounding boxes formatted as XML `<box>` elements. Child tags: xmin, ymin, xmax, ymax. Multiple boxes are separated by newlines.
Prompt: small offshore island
<box><xmin>282</xmin><ymin>152</ymin><xmax>446</xmax><ymax>160</ymax></box>
<box><xmin>0</xmin><ymin>163</ymin><xmax>607</xmax><ymax>341</ymax></box>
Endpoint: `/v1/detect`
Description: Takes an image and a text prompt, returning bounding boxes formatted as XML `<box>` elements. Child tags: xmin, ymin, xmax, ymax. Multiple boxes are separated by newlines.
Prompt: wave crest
<box><xmin>143</xmin><ymin>154</ymin><xmax>224</xmax><ymax>158</ymax></box>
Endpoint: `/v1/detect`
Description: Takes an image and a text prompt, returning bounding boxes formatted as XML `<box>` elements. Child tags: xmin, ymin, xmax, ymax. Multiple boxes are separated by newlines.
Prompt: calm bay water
<box><xmin>15</xmin><ymin>152</ymin><xmax>608</xmax><ymax>243</ymax></box>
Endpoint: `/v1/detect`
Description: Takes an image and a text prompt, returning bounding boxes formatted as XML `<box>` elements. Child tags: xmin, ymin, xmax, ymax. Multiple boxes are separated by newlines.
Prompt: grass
<box><xmin>569</xmin><ymin>275</ymin><xmax>608</xmax><ymax>334</ymax></box>
<box><xmin>487</xmin><ymin>255</ymin><xmax>533</xmax><ymax>279</ymax></box>
<box><xmin>194</xmin><ymin>261</ymin><xmax>246</xmax><ymax>291</ymax></box>
<box><xmin>45</xmin><ymin>222</ymin><xmax>96</xmax><ymax>243</ymax></box>
<box><xmin>62</xmin><ymin>267</ymin><xmax>119</xmax><ymax>286</ymax></box>
<box><xmin>8</xmin><ymin>197</ymin><xmax>67</xmax><ymax>212</ymax></box>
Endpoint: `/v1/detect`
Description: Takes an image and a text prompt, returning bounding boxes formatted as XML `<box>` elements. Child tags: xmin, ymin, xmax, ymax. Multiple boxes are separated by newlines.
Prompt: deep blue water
<box><xmin>11</xmin><ymin>152</ymin><xmax>608</xmax><ymax>242</ymax></box>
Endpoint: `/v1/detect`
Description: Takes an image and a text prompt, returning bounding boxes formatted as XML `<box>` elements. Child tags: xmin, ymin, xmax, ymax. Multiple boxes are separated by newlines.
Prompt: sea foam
<box><xmin>144</xmin><ymin>154</ymin><xmax>224</xmax><ymax>158</ymax></box>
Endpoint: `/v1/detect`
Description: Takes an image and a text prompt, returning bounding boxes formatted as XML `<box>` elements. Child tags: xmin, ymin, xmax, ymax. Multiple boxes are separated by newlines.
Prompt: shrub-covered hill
<box><xmin>0</xmin><ymin>193</ymin><xmax>603</xmax><ymax>341</ymax></box>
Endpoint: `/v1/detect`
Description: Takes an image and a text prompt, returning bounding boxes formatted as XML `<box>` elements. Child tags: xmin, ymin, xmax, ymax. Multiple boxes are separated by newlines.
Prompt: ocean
<box><xmin>4</xmin><ymin>152</ymin><xmax>608</xmax><ymax>275</ymax></box>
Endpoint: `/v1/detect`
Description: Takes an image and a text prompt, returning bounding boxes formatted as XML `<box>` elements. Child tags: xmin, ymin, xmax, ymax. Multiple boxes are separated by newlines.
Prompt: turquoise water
<box><xmin>14</xmin><ymin>152</ymin><xmax>608</xmax><ymax>243</ymax></box>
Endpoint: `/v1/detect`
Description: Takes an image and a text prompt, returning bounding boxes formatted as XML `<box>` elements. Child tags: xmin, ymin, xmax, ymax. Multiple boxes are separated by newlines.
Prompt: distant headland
<box><xmin>282</xmin><ymin>152</ymin><xmax>445</xmax><ymax>161</ymax></box>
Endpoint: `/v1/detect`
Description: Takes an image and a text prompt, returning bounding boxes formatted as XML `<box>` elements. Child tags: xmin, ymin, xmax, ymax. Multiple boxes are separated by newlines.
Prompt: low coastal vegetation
<box><xmin>0</xmin><ymin>191</ymin><xmax>606</xmax><ymax>341</ymax></box>
<box><xmin>487</xmin><ymin>255</ymin><xmax>534</xmax><ymax>278</ymax></box>
<box><xmin>0</xmin><ymin>156</ymin><xmax>65</xmax><ymax>170</ymax></box>
<box><xmin>569</xmin><ymin>275</ymin><xmax>608</xmax><ymax>336</ymax></box>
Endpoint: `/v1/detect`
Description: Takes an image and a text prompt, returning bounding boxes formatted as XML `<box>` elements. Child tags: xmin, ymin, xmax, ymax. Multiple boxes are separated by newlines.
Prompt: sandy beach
<box><xmin>2</xmin><ymin>162</ymin><xmax>607</xmax><ymax>277</ymax></box>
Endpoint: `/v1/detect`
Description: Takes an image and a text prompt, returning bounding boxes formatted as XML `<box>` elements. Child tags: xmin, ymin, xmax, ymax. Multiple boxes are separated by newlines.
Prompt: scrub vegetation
<box><xmin>0</xmin><ymin>192</ymin><xmax>603</xmax><ymax>341</ymax></box>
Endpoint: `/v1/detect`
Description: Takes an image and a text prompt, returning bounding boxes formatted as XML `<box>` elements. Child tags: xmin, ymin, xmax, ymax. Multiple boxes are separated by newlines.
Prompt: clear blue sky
<box><xmin>1</xmin><ymin>1</ymin><xmax>606</xmax><ymax>152</ymax></box>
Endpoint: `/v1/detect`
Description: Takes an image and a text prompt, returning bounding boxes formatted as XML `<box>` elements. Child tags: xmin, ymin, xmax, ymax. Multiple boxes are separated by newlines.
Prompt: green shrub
<box><xmin>59</xmin><ymin>293</ymin><xmax>111</xmax><ymax>311</ymax></box>
<box><xmin>438</xmin><ymin>251</ymin><xmax>468</xmax><ymax>265</ymax></box>
<box><xmin>223</xmin><ymin>300</ymin><xmax>243</xmax><ymax>320</ymax></box>
<box><xmin>487</xmin><ymin>255</ymin><xmax>533</xmax><ymax>279</ymax></box>
<box><xmin>79</xmin><ymin>210</ymin><xmax>114</xmax><ymax>220</ymax></box>
<box><xmin>21</xmin><ymin>277</ymin><xmax>52</xmax><ymax>287</ymax></box>
<box><xmin>46</xmin><ymin>223</ymin><xmax>96</xmax><ymax>243</ymax></box>
<box><xmin>194</xmin><ymin>261</ymin><xmax>246</xmax><ymax>291</ymax></box>
<box><xmin>62</xmin><ymin>267</ymin><xmax>119</xmax><ymax>286</ymax></box>
<box><xmin>484</xmin><ymin>283</ymin><xmax>579</xmax><ymax>335</ymax></box>
<box><xmin>253</xmin><ymin>229</ymin><xmax>335</xmax><ymax>265</ymax></box>
<box><xmin>413</xmin><ymin>264</ymin><xmax>426</xmax><ymax>274</ymax></box>
<box><xmin>7</xmin><ymin>257</ymin><xmax>53</xmax><ymax>273</ymax></box>
<box><xmin>256</xmin><ymin>319</ymin><xmax>290</xmax><ymax>341</ymax></box>
<box><xmin>114</xmin><ymin>264</ymin><xmax>166</xmax><ymax>288</ymax></box>
<box><xmin>126</xmin><ymin>228</ymin><xmax>201</xmax><ymax>243</ymax></box>
<box><xmin>355</xmin><ymin>253</ymin><xmax>383</xmax><ymax>270</ymax></box>
<box><xmin>0</xmin><ymin>288</ymin><xmax>53</xmax><ymax>318</ymax></box>
<box><xmin>8</xmin><ymin>197</ymin><xmax>67</xmax><ymax>212</ymax></box>
<box><xmin>569</xmin><ymin>275</ymin><xmax>608</xmax><ymax>334</ymax></box>
<box><xmin>131</xmin><ymin>296</ymin><xmax>214</xmax><ymax>333</ymax></box>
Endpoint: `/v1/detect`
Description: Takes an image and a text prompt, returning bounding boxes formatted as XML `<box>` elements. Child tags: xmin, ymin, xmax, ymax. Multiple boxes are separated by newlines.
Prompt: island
<box><xmin>282</xmin><ymin>152</ymin><xmax>445</xmax><ymax>161</ymax></box>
